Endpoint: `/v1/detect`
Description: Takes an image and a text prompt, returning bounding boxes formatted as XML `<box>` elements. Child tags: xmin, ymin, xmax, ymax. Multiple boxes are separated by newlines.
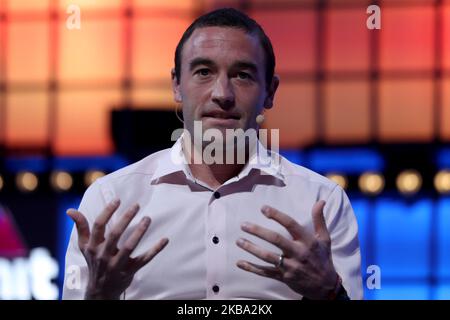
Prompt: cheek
<box><xmin>180</xmin><ymin>84</ymin><xmax>206</xmax><ymax>118</ymax></box>
<box><xmin>237</xmin><ymin>88</ymin><xmax>266</xmax><ymax>116</ymax></box>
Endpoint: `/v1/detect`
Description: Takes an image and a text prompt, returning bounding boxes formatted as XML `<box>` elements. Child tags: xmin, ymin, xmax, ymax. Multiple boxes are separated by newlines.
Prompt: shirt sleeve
<box><xmin>324</xmin><ymin>185</ymin><xmax>364</xmax><ymax>300</ymax></box>
<box><xmin>62</xmin><ymin>181</ymin><xmax>107</xmax><ymax>300</ymax></box>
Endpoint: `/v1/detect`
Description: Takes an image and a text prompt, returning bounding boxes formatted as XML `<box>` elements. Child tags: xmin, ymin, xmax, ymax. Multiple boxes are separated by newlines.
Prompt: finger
<box><xmin>89</xmin><ymin>199</ymin><xmax>121</xmax><ymax>247</ymax></box>
<box><xmin>67</xmin><ymin>209</ymin><xmax>90</xmax><ymax>249</ymax></box>
<box><xmin>114</xmin><ymin>216</ymin><xmax>151</xmax><ymax>268</ymax></box>
<box><xmin>130</xmin><ymin>238</ymin><xmax>169</xmax><ymax>273</ymax></box>
<box><xmin>236</xmin><ymin>237</ymin><xmax>280</xmax><ymax>266</ymax></box>
<box><xmin>261</xmin><ymin>205</ymin><xmax>314</xmax><ymax>244</ymax></box>
<box><xmin>240</xmin><ymin>222</ymin><xmax>295</xmax><ymax>256</ymax></box>
<box><xmin>311</xmin><ymin>200</ymin><xmax>330</xmax><ymax>242</ymax></box>
<box><xmin>102</xmin><ymin>203</ymin><xmax>140</xmax><ymax>256</ymax></box>
<box><xmin>236</xmin><ymin>260</ymin><xmax>282</xmax><ymax>280</ymax></box>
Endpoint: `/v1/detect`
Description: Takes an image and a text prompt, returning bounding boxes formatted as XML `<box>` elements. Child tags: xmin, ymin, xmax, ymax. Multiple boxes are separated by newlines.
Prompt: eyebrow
<box><xmin>189</xmin><ymin>58</ymin><xmax>216</xmax><ymax>71</ymax></box>
<box><xmin>232</xmin><ymin>61</ymin><xmax>258</xmax><ymax>74</ymax></box>
<box><xmin>188</xmin><ymin>57</ymin><xmax>259</xmax><ymax>74</ymax></box>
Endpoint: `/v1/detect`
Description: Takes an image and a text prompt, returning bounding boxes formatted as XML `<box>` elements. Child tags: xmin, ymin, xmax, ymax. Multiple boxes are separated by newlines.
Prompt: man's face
<box><xmin>172</xmin><ymin>26</ymin><xmax>278</xmax><ymax>140</ymax></box>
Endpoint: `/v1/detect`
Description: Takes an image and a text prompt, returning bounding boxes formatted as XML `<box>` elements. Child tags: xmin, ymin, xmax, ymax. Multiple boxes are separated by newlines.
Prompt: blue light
<box><xmin>279</xmin><ymin>149</ymin><xmax>304</xmax><ymax>165</ymax></box>
<box><xmin>307</xmin><ymin>148</ymin><xmax>384</xmax><ymax>174</ymax></box>
<box><xmin>436</xmin><ymin>148</ymin><xmax>450</xmax><ymax>169</ymax></box>
<box><xmin>350</xmin><ymin>197</ymin><xmax>370</xmax><ymax>273</ymax></box>
<box><xmin>5</xmin><ymin>156</ymin><xmax>47</xmax><ymax>173</ymax></box>
<box><xmin>4</xmin><ymin>155</ymin><xmax>129</xmax><ymax>174</ymax></box>
<box><xmin>437</xmin><ymin>197</ymin><xmax>450</xmax><ymax>279</ymax></box>
<box><xmin>434</xmin><ymin>284</ymin><xmax>450</xmax><ymax>300</ymax></box>
<box><xmin>52</xmin><ymin>155</ymin><xmax>129</xmax><ymax>171</ymax></box>
<box><xmin>369</xmin><ymin>283</ymin><xmax>430</xmax><ymax>300</ymax></box>
<box><xmin>57</xmin><ymin>195</ymin><xmax>82</xmax><ymax>299</ymax></box>
<box><xmin>374</xmin><ymin>198</ymin><xmax>432</xmax><ymax>278</ymax></box>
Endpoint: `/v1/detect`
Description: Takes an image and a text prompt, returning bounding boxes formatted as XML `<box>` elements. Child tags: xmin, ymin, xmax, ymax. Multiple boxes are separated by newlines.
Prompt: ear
<box><xmin>171</xmin><ymin>68</ymin><xmax>182</xmax><ymax>103</ymax></box>
<box><xmin>263</xmin><ymin>74</ymin><xmax>280</xmax><ymax>110</ymax></box>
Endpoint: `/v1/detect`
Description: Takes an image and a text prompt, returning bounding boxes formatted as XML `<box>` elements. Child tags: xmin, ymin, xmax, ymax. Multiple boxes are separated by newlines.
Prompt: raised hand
<box><xmin>67</xmin><ymin>199</ymin><xmax>169</xmax><ymax>299</ymax></box>
<box><xmin>236</xmin><ymin>200</ymin><xmax>340</xmax><ymax>300</ymax></box>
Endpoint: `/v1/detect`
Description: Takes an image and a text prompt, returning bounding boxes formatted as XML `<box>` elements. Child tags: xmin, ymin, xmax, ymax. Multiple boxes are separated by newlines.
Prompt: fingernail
<box><xmin>66</xmin><ymin>209</ymin><xmax>74</xmax><ymax>216</ymax></box>
<box><xmin>241</xmin><ymin>222</ymin><xmax>250</xmax><ymax>230</ymax></box>
<box><xmin>236</xmin><ymin>238</ymin><xmax>245</xmax><ymax>246</ymax></box>
<box><xmin>111</xmin><ymin>198</ymin><xmax>120</xmax><ymax>206</ymax></box>
<box><xmin>160</xmin><ymin>238</ymin><xmax>169</xmax><ymax>248</ymax></box>
<box><xmin>261</xmin><ymin>205</ymin><xmax>270</xmax><ymax>215</ymax></box>
<box><xmin>142</xmin><ymin>217</ymin><xmax>150</xmax><ymax>225</ymax></box>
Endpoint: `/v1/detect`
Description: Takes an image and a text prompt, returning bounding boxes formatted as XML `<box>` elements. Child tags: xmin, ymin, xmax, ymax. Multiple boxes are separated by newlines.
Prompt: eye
<box><xmin>237</xmin><ymin>72</ymin><xmax>252</xmax><ymax>80</ymax></box>
<box><xmin>196</xmin><ymin>68</ymin><xmax>210</xmax><ymax>77</ymax></box>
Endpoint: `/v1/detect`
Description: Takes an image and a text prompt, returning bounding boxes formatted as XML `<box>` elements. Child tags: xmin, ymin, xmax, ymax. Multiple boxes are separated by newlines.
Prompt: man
<box><xmin>63</xmin><ymin>8</ymin><xmax>363</xmax><ymax>300</ymax></box>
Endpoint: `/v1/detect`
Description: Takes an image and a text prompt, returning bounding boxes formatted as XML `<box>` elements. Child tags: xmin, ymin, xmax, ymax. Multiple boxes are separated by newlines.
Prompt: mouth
<box><xmin>201</xmin><ymin>111</ymin><xmax>241</xmax><ymax>121</ymax></box>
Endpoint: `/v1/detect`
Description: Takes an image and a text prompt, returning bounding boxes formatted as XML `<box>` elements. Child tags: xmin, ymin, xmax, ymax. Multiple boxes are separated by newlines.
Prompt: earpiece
<box><xmin>256</xmin><ymin>114</ymin><xmax>265</xmax><ymax>125</ymax></box>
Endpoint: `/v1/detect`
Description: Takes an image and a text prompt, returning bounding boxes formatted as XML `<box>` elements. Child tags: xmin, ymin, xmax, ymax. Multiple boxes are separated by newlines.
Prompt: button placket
<box><xmin>205</xmin><ymin>199</ymin><xmax>227</xmax><ymax>299</ymax></box>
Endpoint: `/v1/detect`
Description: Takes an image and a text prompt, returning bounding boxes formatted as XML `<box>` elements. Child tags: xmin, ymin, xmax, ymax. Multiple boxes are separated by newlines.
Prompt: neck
<box><xmin>182</xmin><ymin>136</ymin><xmax>253</xmax><ymax>190</ymax></box>
<box><xmin>189</xmin><ymin>162</ymin><xmax>245</xmax><ymax>190</ymax></box>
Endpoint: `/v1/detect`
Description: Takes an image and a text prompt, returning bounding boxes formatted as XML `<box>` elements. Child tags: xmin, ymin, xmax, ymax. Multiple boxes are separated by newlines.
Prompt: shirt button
<box><xmin>212</xmin><ymin>236</ymin><xmax>219</xmax><ymax>244</ymax></box>
<box><xmin>213</xmin><ymin>191</ymin><xmax>221</xmax><ymax>199</ymax></box>
<box><xmin>212</xmin><ymin>285</ymin><xmax>220</xmax><ymax>293</ymax></box>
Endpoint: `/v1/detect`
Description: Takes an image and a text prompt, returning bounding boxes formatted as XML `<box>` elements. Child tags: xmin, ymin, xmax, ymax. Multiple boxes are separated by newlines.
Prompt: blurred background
<box><xmin>0</xmin><ymin>0</ymin><xmax>449</xmax><ymax>300</ymax></box>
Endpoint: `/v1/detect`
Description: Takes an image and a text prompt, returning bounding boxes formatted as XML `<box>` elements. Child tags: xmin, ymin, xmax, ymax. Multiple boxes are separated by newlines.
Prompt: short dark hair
<box><xmin>174</xmin><ymin>8</ymin><xmax>276</xmax><ymax>88</ymax></box>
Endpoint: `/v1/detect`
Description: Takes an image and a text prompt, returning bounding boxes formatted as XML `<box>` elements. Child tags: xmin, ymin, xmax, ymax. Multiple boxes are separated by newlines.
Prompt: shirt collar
<box><xmin>150</xmin><ymin>135</ymin><xmax>194</xmax><ymax>184</ymax></box>
<box><xmin>150</xmin><ymin>134</ymin><xmax>285</xmax><ymax>184</ymax></box>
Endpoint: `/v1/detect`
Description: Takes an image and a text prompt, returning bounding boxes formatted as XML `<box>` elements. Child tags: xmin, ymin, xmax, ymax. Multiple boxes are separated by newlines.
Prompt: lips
<box><xmin>202</xmin><ymin>110</ymin><xmax>240</xmax><ymax>120</ymax></box>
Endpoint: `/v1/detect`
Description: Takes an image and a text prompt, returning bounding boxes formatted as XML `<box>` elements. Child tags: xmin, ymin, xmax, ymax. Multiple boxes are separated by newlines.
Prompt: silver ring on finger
<box><xmin>275</xmin><ymin>253</ymin><xmax>285</xmax><ymax>269</ymax></box>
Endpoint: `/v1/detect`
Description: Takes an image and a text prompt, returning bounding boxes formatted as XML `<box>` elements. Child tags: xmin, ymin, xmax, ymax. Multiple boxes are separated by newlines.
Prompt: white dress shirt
<box><xmin>62</xmin><ymin>137</ymin><xmax>363</xmax><ymax>300</ymax></box>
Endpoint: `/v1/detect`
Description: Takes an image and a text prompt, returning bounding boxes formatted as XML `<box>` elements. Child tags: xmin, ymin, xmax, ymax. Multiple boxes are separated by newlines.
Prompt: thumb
<box><xmin>311</xmin><ymin>200</ymin><xmax>330</xmax><ymax>242</ymax></box>
<box><xmin>67</xmin><ymin>209</ymin><xmax>90</xmax><ymax>249</ymax></box>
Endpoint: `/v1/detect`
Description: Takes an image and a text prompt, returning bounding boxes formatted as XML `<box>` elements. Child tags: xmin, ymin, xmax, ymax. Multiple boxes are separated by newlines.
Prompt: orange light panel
<box><xmin>379</xmin><ymin>78</ymin><xmax>434</xmax><ymax>141</ymax></box>
<box><xmin>324</xmin><ymin>80</ymin><xmax>371</xmax><ymax>143</ymax></box>
<box><xmin>5</xmin><ymin>91</ymin><xmax>48</xmax><ymax>147</ymax></box>
<box><xmin>380</xmin><ymin>6</ymin><xmax>434</xmax><ymax>71</ymax></box>
<box><xmin>265</xmin><ymin>81</ymin><xmax>316</xmax><ymax>148</ymax></box>
<box><xmin>58</xmin><ymin>20</ymin><xmax>123</xmax><ymax>83</ymax></box>
<box><xmin>251</xmin><ymin>9</ymin><xmax>317</xmax><ymax>73</ymax></box>
<box><xmin>325</xmin><ymin>8</ymin><xmax>370</xmax><ymax>72</ymax></box>
<box><xmin>7</xmin><ymin>21</ymin><xmax>49</xmax><ymax>83</ymax></box>
<box><xmin>54</xmin><ymin>90</ymin><xmax>121</xmax><ymax>155</ymax></box>
<box><xmin>132</xmin><ymin>16</ymin><xmax>191</xmax><ymax>81</ymax></box>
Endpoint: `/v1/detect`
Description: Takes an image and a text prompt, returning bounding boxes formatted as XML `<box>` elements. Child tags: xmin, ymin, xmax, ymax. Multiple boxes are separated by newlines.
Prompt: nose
<box><xmin>211</xmin><ymin>74</ymin><xmax>235</xmax><ymax>109</ymax></box>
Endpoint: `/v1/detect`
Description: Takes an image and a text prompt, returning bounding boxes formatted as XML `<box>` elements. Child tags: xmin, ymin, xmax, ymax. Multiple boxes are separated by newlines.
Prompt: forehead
<box><xmin>181</xmin><ymin>26</ymin><xmax>265</xmax><ymax>66</ymax></box>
